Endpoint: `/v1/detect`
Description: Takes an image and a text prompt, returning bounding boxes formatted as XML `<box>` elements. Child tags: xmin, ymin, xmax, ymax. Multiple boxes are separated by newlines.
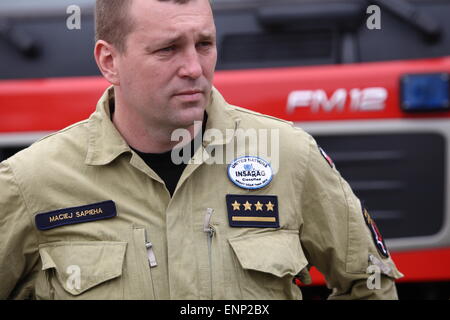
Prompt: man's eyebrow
<box><xmin>144</xmin><ymin>31</ymin><xmax>216</xmax><ymax>52</ymax></box>
<box><xmin>198</xmin><ymin>32</ymin><xmax>216</xmax><ymax>41</ymax></box>
<box><xmin>152</xmin><ymin>35</ymin><xmax>183</xmax><ymax>48</ymax></box>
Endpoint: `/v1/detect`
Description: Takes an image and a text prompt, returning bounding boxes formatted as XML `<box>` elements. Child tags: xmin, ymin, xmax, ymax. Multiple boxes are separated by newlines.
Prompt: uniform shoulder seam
<box><xmin>3</xmin><ymin>161</ymin><xmax>31</xmax><ymax>216</ymax></box>
<box><xmin>35</xmin><ymin>119</ymin><xmax>89</xmax><ymax>143</ymax></box>
<box><xmin>299</xmin><ymin>134</ymin><xmax>315</xmax><ymax>203</ymax></box>
<box><xmin>230</xmin><ymin>105</ymin><xmax>294</xmax><ymax>126</ymax></box>
<box><xmin>3</xmin><ymin>160</ymin><xmax>40</xmax><ymax>251</ymax></box>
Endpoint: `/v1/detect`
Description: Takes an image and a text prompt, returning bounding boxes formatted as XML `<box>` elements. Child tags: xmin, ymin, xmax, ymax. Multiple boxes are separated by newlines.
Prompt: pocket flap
<box><xmin>39</xmin><ymin>241</ymin><xmax>127</xmax><ymax>296</ymax></box>
<box><xmin>228</xmin><ymin>231</ymin><xmax>308</xmax><ymax>278</ymax></box>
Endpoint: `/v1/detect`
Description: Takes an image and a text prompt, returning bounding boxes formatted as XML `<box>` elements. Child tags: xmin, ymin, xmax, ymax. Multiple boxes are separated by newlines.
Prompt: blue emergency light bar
<box><xmin>401</xmin><ymin>73</ymin><xmax>449</xmax><ymax>111</ymax></box>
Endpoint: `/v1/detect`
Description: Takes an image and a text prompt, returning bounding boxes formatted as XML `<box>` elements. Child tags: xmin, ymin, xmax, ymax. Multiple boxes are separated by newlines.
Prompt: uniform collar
<box><xmin>85</xmin><ymin>86</ymin><xmax>240</xmax><ymax>166</ymax></box>
<box><xmin>85</xmin><ymin>86</ymin><xmax>131</xmax><ymax>166</ymax></box>
<box><xmin>204</xmin><ymin>87</ymin><xmax>240</xmax><ymax>147</ymax></box>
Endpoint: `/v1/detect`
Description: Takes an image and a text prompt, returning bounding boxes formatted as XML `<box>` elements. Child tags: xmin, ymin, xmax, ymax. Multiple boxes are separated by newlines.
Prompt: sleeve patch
<box><xmin>318</xmin><ymin>146</ymin><xmax>334</xmax><ymax>168</ymax></box>
<box><xmin>362</xmin><ymin>206</ymin><xmax>390</xmax><ymax>258</ymax></box>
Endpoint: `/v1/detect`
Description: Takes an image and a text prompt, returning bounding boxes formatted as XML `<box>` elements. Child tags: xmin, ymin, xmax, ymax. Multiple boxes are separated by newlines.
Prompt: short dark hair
<box><xmin>95</xmin><ymin>0</ymin><xmax>195</xmax><ymax>53</ymax></box>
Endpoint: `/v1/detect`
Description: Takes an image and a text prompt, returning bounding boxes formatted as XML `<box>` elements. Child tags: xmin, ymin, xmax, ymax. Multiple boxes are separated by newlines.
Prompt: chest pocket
<box><xmin>228</xmin><ymin>230</ymin><xmax>309</xmax><ymax>299</ymax></box>
<box><xmin>36</xmin><ymin>242</ymin><xmax>127</xmax><ymax>300</ymax></box>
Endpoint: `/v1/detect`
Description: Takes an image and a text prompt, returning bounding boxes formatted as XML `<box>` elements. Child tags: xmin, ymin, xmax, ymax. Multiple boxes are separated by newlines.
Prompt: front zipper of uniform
<box><xmin>203</xmin><ymin>208</ymin><xmax>215</xmax><ymax>299</ymax></box>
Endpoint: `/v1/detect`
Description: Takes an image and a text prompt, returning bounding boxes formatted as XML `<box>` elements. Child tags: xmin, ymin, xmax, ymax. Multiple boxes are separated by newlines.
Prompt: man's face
<box><xmin>115</xmin><ymin>0</ymin><xmax>217</xmax><ymax>130</ymax></box>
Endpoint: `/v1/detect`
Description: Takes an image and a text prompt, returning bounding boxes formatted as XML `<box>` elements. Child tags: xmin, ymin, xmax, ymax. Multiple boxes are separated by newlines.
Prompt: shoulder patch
<box><xmin>35</xmin><ymin>200</ymin><xmax>117</xmax><ymax>231</ymax></box>
<box><xmin>362</xmin><ymin>206</ymin><xmax>390</xmax><ymax>258</ymax></box>
<box><xmin>318</xmin><ymin>146</ymin><xmax>335</xmax><ymax>168</ymax></box>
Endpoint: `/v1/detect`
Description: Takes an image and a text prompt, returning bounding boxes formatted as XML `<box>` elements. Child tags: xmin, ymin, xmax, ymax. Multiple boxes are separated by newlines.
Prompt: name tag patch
<box><xmin>35</xmin><ymin>200</ymin><xmax>117</xmax><ymax>231</ymax></box>
<box><xmin>226</xmin><ymin>194</ymin><xmax>279</xmax><ymax>228</ymax></box>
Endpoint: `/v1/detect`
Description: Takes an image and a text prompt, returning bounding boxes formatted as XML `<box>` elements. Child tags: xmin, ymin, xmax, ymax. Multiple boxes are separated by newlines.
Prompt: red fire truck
<box><xmin>1</xmin><ymin>0</ymin><xmax>449</xmax><ymax>299</ymax></box>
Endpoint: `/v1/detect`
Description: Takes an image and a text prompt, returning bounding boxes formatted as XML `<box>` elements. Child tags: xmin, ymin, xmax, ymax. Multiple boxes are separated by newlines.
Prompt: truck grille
<box><xmin>315</xmin><ymin>132</ymin><xmax>446</xmax><ymax>239</ymax></box>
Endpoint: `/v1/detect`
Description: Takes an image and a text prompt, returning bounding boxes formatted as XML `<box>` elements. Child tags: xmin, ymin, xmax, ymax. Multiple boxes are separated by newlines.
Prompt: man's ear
<box><xmin>94</xmin><ymin>40</ymin><xmax>120</xmax><ymax>85</ymax></box>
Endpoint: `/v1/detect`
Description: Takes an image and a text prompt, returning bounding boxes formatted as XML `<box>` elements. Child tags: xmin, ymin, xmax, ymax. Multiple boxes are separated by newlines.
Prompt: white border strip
<box><xmin>0</xmin><ymin>131</ymin><xmax>53</xmax><ymax>147</ymax></box>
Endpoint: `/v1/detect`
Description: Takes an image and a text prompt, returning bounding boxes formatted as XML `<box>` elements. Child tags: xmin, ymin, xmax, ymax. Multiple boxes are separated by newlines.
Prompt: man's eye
<box><xmin>158</xmin><ymin>46</ymin><xmax>175</xmax><ymax>53</ymax></box>
<box><xmin>197</xmin><ymin>41</ymin><xmax>213</xmax><ymax>49</ymax></box>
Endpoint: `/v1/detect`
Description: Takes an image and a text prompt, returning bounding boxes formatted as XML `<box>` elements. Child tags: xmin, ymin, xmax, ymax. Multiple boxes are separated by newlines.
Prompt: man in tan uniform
<box><xmin>0</xmin><ymin>0</ymin><xmax>402</xmax><ymax>299</ymax></box>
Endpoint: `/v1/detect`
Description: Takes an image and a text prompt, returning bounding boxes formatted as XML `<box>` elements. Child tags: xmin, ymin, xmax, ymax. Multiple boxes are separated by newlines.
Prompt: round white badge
<box><xmin>228</xmin><ymin>156</ymin><xmax>273</xmax><ymax>190</ymax></box>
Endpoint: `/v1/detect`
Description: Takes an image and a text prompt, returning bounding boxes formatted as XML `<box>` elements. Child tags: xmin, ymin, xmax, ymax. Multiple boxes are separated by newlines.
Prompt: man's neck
<box><xmin>111</xmin><ymin>92</ymin><xmax>203</xmax><ymax>154</ymax></box>
<box><xmin>113</xmin><ymin>114</ymin><xmax>202</xmax><ymax>154</ymax></box>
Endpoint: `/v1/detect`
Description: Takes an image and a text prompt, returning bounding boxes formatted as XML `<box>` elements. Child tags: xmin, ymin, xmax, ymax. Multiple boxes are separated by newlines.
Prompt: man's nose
<box><xmin>178</xmin><ymin>47</ymin><xmax>203</xmax><ymax>79</ymax></box>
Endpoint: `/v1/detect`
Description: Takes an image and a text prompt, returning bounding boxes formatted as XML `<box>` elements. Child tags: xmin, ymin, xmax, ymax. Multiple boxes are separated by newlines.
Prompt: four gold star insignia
<box><xmin>230</xmin><ymin>200</ymin><xmax>275</xmax><ymax>212</ymax></box>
